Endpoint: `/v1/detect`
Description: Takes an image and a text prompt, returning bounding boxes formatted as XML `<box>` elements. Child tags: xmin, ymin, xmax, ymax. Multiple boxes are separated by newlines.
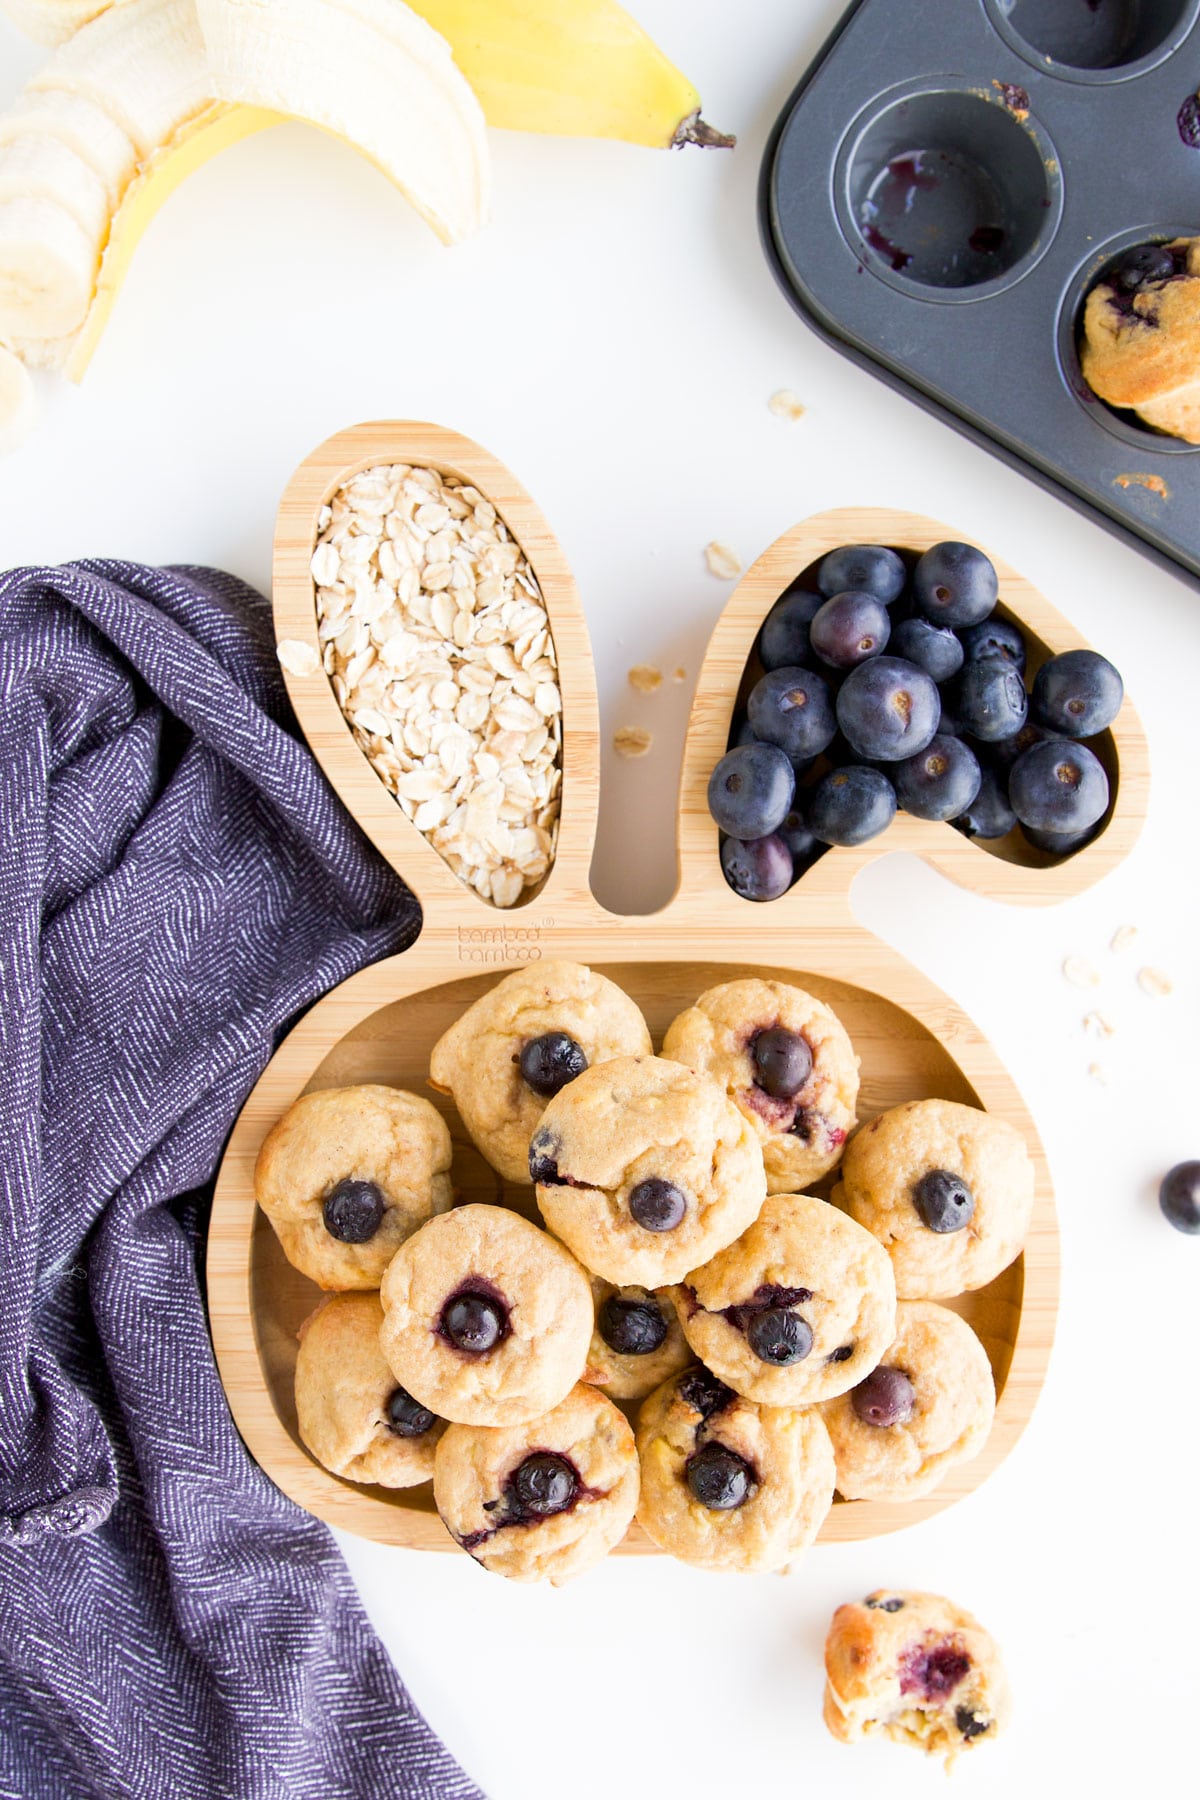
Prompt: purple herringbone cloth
<box><xmin>0</xmin><ymin>561</ymin><xmax>482</xmax><ymax>1800</ymax></box>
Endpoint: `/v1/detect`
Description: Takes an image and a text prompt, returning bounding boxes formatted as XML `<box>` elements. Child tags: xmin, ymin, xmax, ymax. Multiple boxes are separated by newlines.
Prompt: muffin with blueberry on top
<box><xmin>255</xmin><ymin>1084</ymin><xmax>453</xmax><ymax>1289</ymax></box>
<box><xmin>294</xmin><ymin>1292</ymin><xmax>445</xmax><ymax>1486</ymax></box>
<box><xmin>428</xmin><ymin>960</ymin><xmax>652</xmax><ymax>1185</ymax></box>
<box><xmin>662</xmin><ymin>978</ymin><xmax>859</xmax><ymax>1193</ymax></box>
<box><xmin>582</xmin><ymin>1278</ymin><xmax>691</xmax><ymax>1402</ymax></box>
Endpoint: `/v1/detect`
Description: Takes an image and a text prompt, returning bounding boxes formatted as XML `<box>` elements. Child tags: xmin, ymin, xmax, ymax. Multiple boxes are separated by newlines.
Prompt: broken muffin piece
<box><xmin>823</xmin><ymin>1589</ymin><xmax>1011</xmax><ymax>1765</ymax></box>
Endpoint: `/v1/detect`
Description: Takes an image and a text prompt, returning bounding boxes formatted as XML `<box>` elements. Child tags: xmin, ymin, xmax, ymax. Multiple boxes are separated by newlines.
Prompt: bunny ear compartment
<box><xmin>272</xmin><ymin>421</ymin><xmax>600</xmax><ymax>922</ymax></box>
<box><xmin>676</xmin><ymin>506</ymin><xmax>1147</xmax><ymax>918</ymax></box>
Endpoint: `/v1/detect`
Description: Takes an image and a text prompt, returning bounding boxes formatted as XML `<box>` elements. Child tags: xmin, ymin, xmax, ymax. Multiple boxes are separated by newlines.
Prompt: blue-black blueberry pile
<box><xmin>708</xmin><ymin>540</ymin><xmax>1125</xmax><ymax>900</ymax></box>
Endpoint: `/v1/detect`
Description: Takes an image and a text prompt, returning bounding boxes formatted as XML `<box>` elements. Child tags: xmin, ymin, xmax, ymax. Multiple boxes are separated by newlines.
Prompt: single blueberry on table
<box><xmin>1031</xmin><ymin>649</ymin><xmax>1123</xmax><ymax>739</ymax></box>
<box><xmin>960</xmin><ymin>616</ymin><xmax>1026</xmax><ymax>674</ymax></box>
<box><xmin>758</xmin><ymin>587</ymin><xmax>823</xmax><ymax>672</ymax></box>
<box><xmin>322</xmin><ymin>1178</ymin><xmax>385</xmax><ymax>1244</ymax></box>
<box><xmin>951</xmin><ymin>762</ymin><xmax>1016</xmax><ymax>841</ymax></box>
<box><xmin>707</xmin><ymin>741</ymin><xmax>795</xmax><ymax>838</ymax></box>
<box><xmin>1159</xmin><ymin>1162</ymin><xmax>1200</xmax><ymax>1234</ymax></box>
<box><xmin>629</xmin><ymin>1177</ymin><xmax>687</xmax><ymax>1232</ymax></box>
<box><xmin>893</xmin><ymin>735</ymin><xmax>981</xmax><ymax>823</ymax></box>
<box><xmin>851</xmin><ymin>1365</ymin><xmax>916</xmax><ymax>1428</ymax></box>
<box><xmin>441</xmin><ymin>1290</ymin><xmax>509</xmax><ymax>1354</ymax></box>
<box><xmin>685</xmin><ymin>1442</ymin><xmax>754</xmax><ymax>1511</ymax></box>
<box><xmin>913</xmin><ymin>1168</ymin><xmax>975</xmax><ymax>1234</ymax></box>
<box><xmin>817</xmin><ymin>543</ymin><xmax>906</xmax><ymax>605</ymax></box>
<box><xmin>385</xmin><ymin>1386</ymin><xmax>437</xmax><ymax>1438</ymax></box>
<box><xmin>751</xmin><ymin>1025</ymin><xmax>813</xmax><ymax>1099</ymax></box>
<box><xmin>956</xmin><ymin>658</ymin><xmax>1028</xmax><ymax>743</ymax></box>
<box><xmin>836</xmin><ymin>656</ymin><xmax>941</xmax><ymax>762</ymax></box>
<box><xmin>748</xmin><ymin>666</ymin><xmax>838</xmax><ymax>764</ymax></box>
<box><xmin>720</xmin><ymin>832</ymin><xmax>794</xmax><ymax>902</ymax></box>
<box><xmin>807</xmin><ymin>765</ymin><xmax>897</xmax><ymax>847</ymax></box>
<box><xmin>519</xmin><ymin>1031</ymin><xmax>587</xmax><ymax>1098</ymax></box>
<box><xmin>1008</xmin><ymin>740</ymin><xmax>1109</xmax><ymax>834</ymax></box>
<box><xmin>890</xmin><ymin>614</ymin><xmax>964</xmax><ymax>684</ymax></box>
<box><xmin>810</xmin><ymin>591</ymin><xmax>891</xmax><ymax>671</ymax></box>
<box><xmin>599</xmin><ymin>1294</ymin><xmax>670</xmax><ymax>1355</ymax></box>
<box><xmin>746</xmin><ymin>1306</ymin><xmax>813</xmax><ymax>1366</ymax></box>
<box><xmin>511</xmin><ymin>1453</ymin><xmax>579</xmax><ymax>1518</ymax></box>
<box><xmin>913</xmin><ymin>542</ymin><xmax>998</xmax><ymax>629</ymax></box>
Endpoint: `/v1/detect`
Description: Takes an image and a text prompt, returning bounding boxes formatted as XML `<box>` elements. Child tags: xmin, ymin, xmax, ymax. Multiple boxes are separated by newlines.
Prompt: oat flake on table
<box><xmin>311</xmin><ymin>463</ymin><xmax>562</xmax><ymax>909</ymax></box>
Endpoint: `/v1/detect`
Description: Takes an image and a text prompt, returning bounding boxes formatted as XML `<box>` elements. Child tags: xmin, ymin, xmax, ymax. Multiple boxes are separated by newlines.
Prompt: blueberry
<box><xmin>322</xmin><ymin>1178</ymin><xmax>385</xmax><ymax>1244</ymax></box>
<box><xmin>385</xmin><ymin>1386</ymin><xmax>436</xmax><ymax>1438</ymax></box>
<box><xmin>678</xmin><ymin>1368</ymin><xmax>735</xmax><ymax>1418</ymax></box>
<box><xmin>685</xmin><ymin>1442</ymin><xmax>754</xmax><ymax>1510</ymax></box>
<box><xmin>598</xmin><ymin>1294</ymin><xmax>670</xmax><ymax>1355</ymax></box>
<box><xmin>913</xmin><ymin>542</ymin><xmax>998</xmax><ymax>629</ymax></box>
<box><xmin>511</xmin><ymin>1452</ymin><xmax>578</xmax><ymax>1517</ymax></box>
<box><xmin>960</xmin><ymin>616</ymin><xmax>1026</xmax><ymax>674</ymax></box>
<box><xmin>629</xmin><ymin>1178</ymin><xmax>687</xmax><ymax>1232</ymax></box>
<box><xmin>1031</xmin><ymin>649</ymin><xmax>1123</xmax><ymax>739</ymax></box>
<box><xmin>866</xmin><ymin>1596</ymin><xmax>906</xmax><ymax>1612</ymax></box>
<box><xmin>889</xmin><ymin>615</ymin><xmax>964</xmax><ymax>684</ymax></box>
<box><xmin>1008</xmin><ymin>740</ymin><xmax>1109</xmax><ymax>834</ymax></box>
<box><xmin>810</xmin><ymin>591</ymin><xmax>891</xmax><ymax>671</ymax></box>
<box><xmin>519</xmin><ymin>1032</ymin><xmax>587</xmax><ymax>1098</ymax></box>
<box><xmin>851</xmin><ymin>1366</ymin><xmax>916</xmax><ymax>1428</ymax></box>
<box><xmin>985</xmin><ymin>720</ymin><xmax>1056</xmax><ymax>770</ymax></box>
<box><xmin>827</xmin><ymin>1344</ymin><xmax>855</xmax><ymax>1365</ymax></box>
<box><xmin>893</xmin><ymin>735</ymin><xmax>981</xmax><ymax>823</ymax></box>
<box><xmin>951</xmin><ymin>762</ymin><xmax>1016</xmax><ymax>840</ymax></box>
<box><xmin>836</xmin><ymin>657</ymin><xmax>941</xmax><ymax>762</ymax></box>
<box><xmin>956</xmin><ymin>659</ymin><xmax>1028</xmax><ymax>743</ymax></box>
<box><xmin>913</xmin><ymin>1169</ymin><xmax>975</xmax><ymax>1233</ymax></box>
<box><xmin>1110</xmin><ymin>243</ymin><xmax>1176</xmax><ymax>294</ymax></box>
<box><xmin>807</xmin><ymin>765</ymin><xmax>897</xmax><ymax>847</ymax></box>
<box><xmin>955</xmin><ymin>1708</ymin><xmax>991</xmax><ymax>1741</ymax></box>
<box><xmin>817</xmin><ymin>544</ymin><xmax>906</xmax><ymax>605</ymax></box>
<box><xmin>746</xmin><ymin>1307</ymin><xmax>813</xmax><ymax>1365</ymax></box>
<box><xmin>720</xmin><ymin>832</ymin><xmax>793</xmax><ymax>902</ymax></box>
<box><xmin>751</xmin><ymin>1026</ymin><xmax>813</xmax><ymax>1098</ymax></box>
<box><xmin>748</xmin><ymin>667</ymin><xmax>838</xmax><ymax>764</ymax></box>
<box><xmin>733</xmin><ymin>717</ymin><xmax>758</xmax><ymax>748</ymax></box>
<box><xmin>1159</xmin><ymin>1162</ymin><xmax>1200</xmax><ymax>1234</ymax></box>
<box><xmin>441</xmin><ymin>1290</ymin><xmax>508</xmax><ymax>1353</ymax></box>
<box><xmin>759</xmin><ymin>587</ymin><xmax>823</xmax><ymax>672</ymax></box>
<box><xmin>1019</xmin><ymin>821</ymin><xmax>1096</xmax><ymax>856</ymax></box>
<box><xmin>778</xmin><ymin>809</ymin><xmax>820</xmax><ymax>873</ymax></box>
<box><xmin>528</xmin><ymin>1129</ymin><xmax>562</xmax><ymax>1185</ymax></box>
<box><xmin>707</xmin><ymin>742</ymin><xmax>795</xmax><ymax>838</ymax></box>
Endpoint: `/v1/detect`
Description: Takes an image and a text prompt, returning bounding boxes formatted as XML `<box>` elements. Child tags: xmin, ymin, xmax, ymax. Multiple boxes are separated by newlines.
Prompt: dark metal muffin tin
<box><xmin>760</xmin><ymin>0</ymin><xmax>1200</xmax><ymax>585</ymax></box>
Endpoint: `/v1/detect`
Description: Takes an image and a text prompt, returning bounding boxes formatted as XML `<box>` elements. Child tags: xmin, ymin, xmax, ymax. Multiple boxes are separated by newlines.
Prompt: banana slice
<box><xmin>0</xmin><ymin>91</ymin><xmax>139</xmax><ymax>208</ymax></box>
<box><xmin>30</xmin><ymin>0</ymin><xmax>214</xmax><ymax>160</ymax></box>
<box><xmin>0</xmin><ymin>137</ymin><xmax>111</xmax><ymax>241</ymax></box>
<box><xmin>195</xmin><ymin>0</ymin><xmax>489</xmax><ymax>244</ymax></box>
<box><xmin>0</xmin><ymin>343</ymin><xmax>38</xmax><ymax>454</ymax></box>
<box><xmin>0</xmin><ymin>197</ymin><xmax>98</xmax><ymax>337</ymax></box>
<box><xmin>0</xmin><ymin>0</ymin><xmax>114</xmax><ymax>47</ymax></box>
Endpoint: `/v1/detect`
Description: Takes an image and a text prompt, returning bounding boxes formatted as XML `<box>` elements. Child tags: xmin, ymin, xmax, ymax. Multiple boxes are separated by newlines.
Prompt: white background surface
<box><xmin>3</xmin><ymin>3</ymin><xmax>1198</xmax><ymax>1794</ymax></box>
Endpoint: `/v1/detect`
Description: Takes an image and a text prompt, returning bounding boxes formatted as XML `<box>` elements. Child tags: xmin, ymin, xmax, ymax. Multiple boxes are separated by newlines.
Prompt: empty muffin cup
<box><xmin>983</xmin><ymin>0</ymin><xmax>1198</xmax><ymax>80</ymax></box>
<box><xmin>835</xmin><ymin>84</ymin><xmax>1062</xmax><ymax>300</ymax></box>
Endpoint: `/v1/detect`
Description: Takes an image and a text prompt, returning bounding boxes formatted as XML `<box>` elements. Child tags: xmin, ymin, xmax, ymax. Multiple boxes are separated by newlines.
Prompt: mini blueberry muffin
<box><xmin>635</xmin><ymin>1365</ymin><xmax>835</xmax><ymax>1574</ymax></box>
<box><xmin>674</xmin><ymin>1192</ymin><xmax>896</xmax><ymax>1407</ymax></box>
<box><xmin>294</xmin><ymin>1293</ymin><xmax>445</xmax><ymax>1486</ymax></box>
<box><xmin>582</xmin><ymin>1278</ymin><xmax>691</xmax><ymax>1402</ymax></box>
<box><xmin>378</xmin><ymin>1204</ymin><xmax>593</xmax><ymax>1427</ymax></box>
<box><xmin>822</xmin><ymin>1302</ymin><xmax>995</xmax><ymax>1502</ymax></box>
<box><xmin>835</xmin><ymin>1099</ymin><xmax>1034</xmax><ymax>1298</ymax></box>
<box><xmin>661</xmin><ymin>979</ymin><xmax>859</xmax><ymax>1192</ymax></box>
<box><xmin>1080</xmin><ymin>237</ymin><xmax>1200</xmax><ymax>442</ymax></box>
<box><xmin>433</xmin><ymin>1382</ymin><xmax>639</xmax><ymax>1584</ymax></box>
<box><xmin>255</xmin><ymin>1085</ymin><xmax>453</xmax><ymax>1289</ymax></box>
<box><xmin>428</xmin><ymin>961</ymin><xmax>652</xmax><ymax>1184</ymax></box>
<box><xmin>823</xmin><ymin>1590</ymin><xmax>1011</xmax><ymax>1765</ymax></box>
<box><xmin>530</xmin><ymin>1055</ymin><xmax>767</xmax><ymax>1287</ymax></box>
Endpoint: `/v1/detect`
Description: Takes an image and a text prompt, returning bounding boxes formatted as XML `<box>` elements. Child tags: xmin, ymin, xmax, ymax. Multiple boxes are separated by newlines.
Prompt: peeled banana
<box><xmin>0</xmin><ymin>342</ymin><xmax>37</xmax><ymax>450</ymax></box>
<box><xmin>194</xmin><ymin>0</ymin><xmax>490</xmax><ymax>245</ymax></box>
<box><xmin>408</xmin><ymin>0</ymin><xmax>733</xmax><ymax>148</ymax></box>
<box><xmin>0</xmin><ymin>0</ymin><xmax>114</xmax><ymax>48</ymax></box>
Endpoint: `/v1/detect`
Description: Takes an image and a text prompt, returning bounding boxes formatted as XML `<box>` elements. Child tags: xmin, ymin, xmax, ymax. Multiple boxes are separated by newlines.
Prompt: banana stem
<box><xmin>673</xmin><ymin>111</ymin><xmax>736</xmax><ymax>149</ymax></box>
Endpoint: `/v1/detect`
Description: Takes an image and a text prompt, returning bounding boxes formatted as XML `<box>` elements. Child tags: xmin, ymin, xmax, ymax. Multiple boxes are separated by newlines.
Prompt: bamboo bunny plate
<box><xmin>208</xmin><ymin>423</ymin><xmax>1148</xmax><ymax>1553</ymax></box>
